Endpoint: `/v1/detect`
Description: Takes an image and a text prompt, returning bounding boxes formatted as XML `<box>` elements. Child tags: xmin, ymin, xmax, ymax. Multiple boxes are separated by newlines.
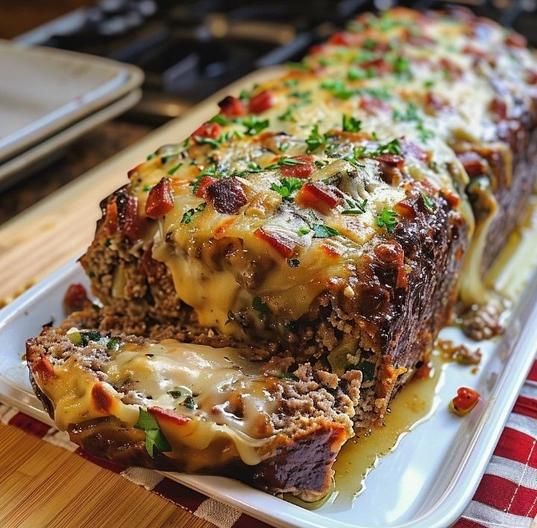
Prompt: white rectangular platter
<box><xmin>1</xmin><ymin>242</ymin><xmax>536</xmax><ymax>528</ymax></box>
<box><xmin>0</xmin><ymin>64</ymin><xmax>536</xmax><ymax>527</ymax></box>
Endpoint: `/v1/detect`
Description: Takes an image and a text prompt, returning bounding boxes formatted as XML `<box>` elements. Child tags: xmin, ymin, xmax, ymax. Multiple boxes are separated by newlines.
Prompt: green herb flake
<box><xmin>312</xmin><ymin>224</ymin><xmax>340</xmax><ymax>238</ymax></box>
<box><xmin>168</xmin><ymin>163</ymin><xmax>183</xmax><ymax>175</ymax></box>
<box><xmin>135</xmin><ymin>408</ymin><xmax>171</xmax><ymax>458</ymax></box>
<box><xmin>320</xmin><ymin>79</ymin><xmax>354</xmax><ymax>100</ymax></box>
<box><xmin>181</xmin><ymin>203</ymin><xmax>207</xmax><ymax>224</ymax></box>
<box><xmin>209</xmin><ymin>114</ymin><xmax>232</xmax><ymax>126</ymax></box>
<box><xmin>142</xmin><ymin>184</ymin><xmax>152</xmax><ymax>192</ymax></box>
<box><xmin>347</xmin><ymin>66</ymin><xmax>374</xmax><ymax>81</ymax></box>
<box><xmin>306</xmin><ymin>125</ymin><xmax>327</xmax><ymax>153</ymax></box>
<box><xmin>106</xmin><ymin>337</ymin><xmax>121</xmax><ymax>352</ymax></box>
<box><xmin>376</xmin><ymin>208</ymin><xmax>398</xmax><ymax>233</ymax></box>
<box><xmin>417</xmin><ymin>122</ymin><xmax>435</xmax><ymax>142</ymax></box>
<box><xmin>342</xmin><ymin>114</ymin><xmax>362</xmax><ymax>133</ymax></box>
<box><xmin>270</xmin><ymin>177</ymin><xmax>304</xmax><ymax>200</ymax></box>
<box><xmin>278</xmin><ymin>106</ymin><xmax>296</xmax><ymax>122</ymax></box>
<box><xmin>341</xmin><ymin>197</ymin><xmax>367</xmax><ymax>215</ymax></box>
<box><xmin>421</xmin><ymin>192</ymin><xmax>436</xmax><ymax>213</ymax></box>
<box><xmin>393</xmin><ymin>103</ymin><xmax>420</xmax><ymax>123</ymax></box>
<box><xmin>241</xmin><ymin>116</ymin><xmax>270</xmax><ymax>136</ymax></box>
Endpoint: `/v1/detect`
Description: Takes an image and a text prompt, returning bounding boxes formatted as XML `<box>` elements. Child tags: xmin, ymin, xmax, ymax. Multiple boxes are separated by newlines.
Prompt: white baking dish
<box><xmin>0</xmin><ymin>238</ymin><xmax>536</xmax><ymax>528</ymax></box>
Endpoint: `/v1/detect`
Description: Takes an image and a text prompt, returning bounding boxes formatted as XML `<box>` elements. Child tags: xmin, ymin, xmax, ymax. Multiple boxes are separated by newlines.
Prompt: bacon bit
<box><xmin>376</xmin><ymin>154</ymin><xmax>404</xmax><ymax>168</ymax></box>
<box><xmin>105</xmin><ymin>200</ymin><xmax>118</xmax><ymax>235</ymax></box>
<box><xmin>439</xmin><ymin>57</ymin><xmax>463</xmax><ymax>79</ymax></box>
<box><xmin>192</xmin><ymin>122</ymin><xmax>221</xmax><ymax>139</ymax></box>
<box><xmin>206</xmin><ymin>177</ymin><xmax>248</xmax><ymax>215</ymax></box>
<box><xmin>440</xmin><ymin>188</ymin><xmax>460</xmax><ymax>208</ymax></box>
<box><xmin>403</xmin><ymin>141</ymin><xmax>428</xmax><ymax>162</ymax></box>
<box><xmin>359</xmin><ymin>57</ymin><xmax>391</xmax><ymax>74</ymax></box>
<box><xmin>457</xmin><ymin>151</ymin><xmax>488</xmax><ymax>177</ymax></box>
<box><xmin>249</xmin><ymin>90</ymin><xmax>274</xmax><ymax>114</ymax></box>
<box><xmin>462</xmin><ymin>44</ymin><xmax>489</xmax><ymax>60</ymax></box>
<box><xmin>280</xmin><ymin>155</ymin><xmax>315</xmax><ymax>179</ymax></box>
<box><xmin>195</xmin><ymin>175</ymin><xmax>217</xmax><ymax>198</ymax></box>
<box><xmin>117</xmin><ymin>193</ymin><xmax>141</xmax><ymax>241</ymax></box>
<box><xmin>255</xmin><ymin>228</ymin><xmax>297</xmax><ymax>258</ymax></box>
<box><xmin>218</xmin><ymin>95</ymin><xmax>246</xmax><ymax>117</ymax></box>
<box><xmin>425</xmin><ymin>92</ymin><xmax>449</xmax><ymax>113</ymax></box>
<box><xmin>64</xmin><ymin>283</ymin><xmax>89</xmax><ymax>314</ymax></box>
<box><xmin>489</xmin><ymin>98</ymin><xmax>508</xmax><ymax>120</ymax></box>
<box><xmin>449</xmin><ymin>387</ymin><xmax>480</xmax><ymax>416</ymax></box>
<box><xmin>33</xmin><ymin>355</ymin><xmax>55</xmax><ymax>381</ymax></box>
<box><xmin>394</xmin><ymin>200</ymin><xmax>416</xmax><ymax>220</ymax></box>
<box><xmin>149</xmin><ymin>406</ymin><xmax>190</xmax><ymax>426</ymax></box>
<box><xmin>359</xmin><ymin>96</ymin><xmax>390</xmax><ymax>114</ymax></box>
<box><xmin>146</xmin><ymin>178</ymin><xmax>175</xmax><ymax>219</ymax></box>
<box><xmin>321</xmin><ymin>244</ymin><xmax>340</xmax><ymax>258</ymax></box>
<box><xmin>296</xmin><ymin>182</ymin><xmax>341</xmax><ymax>214</ymax></box>
<box><xmin>329</xmin><ymin>32</ymin><xmax>351</xmax><ymax>46</ymax></box>
<box><xmin>405</xmin><ymin>33</ymin><xmax>435</xmax><ymax>47</ymax></box>
<box><xmin>91</xmin><ymin>383</ymin><xmax>114</xmax><ymax>413</ymax></box>
<box><xmin>505</xmin><ymin>32</ymin><xmax>527</xmax><ymax>48</ymax></box>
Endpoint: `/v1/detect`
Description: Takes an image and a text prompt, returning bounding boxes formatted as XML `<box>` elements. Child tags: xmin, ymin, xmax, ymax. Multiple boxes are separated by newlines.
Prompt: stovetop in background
<box><xmin>18</xmin><ymin>0</ymin><xmax>537</xmax><ymax>124</ymax></box>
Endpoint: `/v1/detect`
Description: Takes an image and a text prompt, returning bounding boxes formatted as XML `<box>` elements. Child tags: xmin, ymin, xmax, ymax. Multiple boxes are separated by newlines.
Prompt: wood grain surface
<box><xmin>0</xmin><ymin>68</ymin><xmax>281</xmax><ymax>528</ymax></box>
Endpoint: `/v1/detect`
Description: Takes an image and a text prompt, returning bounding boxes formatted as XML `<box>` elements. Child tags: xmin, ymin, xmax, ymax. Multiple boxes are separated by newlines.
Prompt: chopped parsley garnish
<box><xmin>421</xmin><ymin>192</ymin><xmax>436</xmax><ymax>212</ymax></box>
<box><xmin>270</xmin><ymin>177</ymin><xmax>304</xmax><ymax>200</ymax></box>
<box><xmin>241</xmin><ymin>116</ymin><xmax>270</xmax><ymax>136</ymax></box>
<box><xmin>209</xmin><ymin>114</ymin><xmax>232</xmax><ymax>126</ymax></box>
<box><xmin>252</xmin><ymin>296</ymin><xmax>270</xmax><ymax>316</ymax></box>
<box><xmin>146</xmin><ymin>153</ymin><xmax>156</xmax><ymax>161</ymax></box>
<box><xmin>347</xmin><ymin>67</ymin><xmax>374</xmax><ymax>81</ymax></box>
<box><xmin>392</xmin><ymin>55</ymin><xmax>412</xmax><ymax>79</ymax></box>
<box><xmin>306</xmin><ymin>125</ymin><xmax>328</xmax><ymax>153</ymax></box>
<box><xmin>168</xmin><ymin>163</ymin><xmax>183</xmax><ymax>175</ymax></box>
<box><xmin>320</xmin><ymin>79</ymin><xmax>354</xmax><ymax>100</ymax></box>
<box><xmin>142</xmin><ymin>184</ymin><xmax>152</xmax><ymax>192</ymax></box>
<box><xmin>423</xmin><ymin>79</ymin><xmax>435</xmax><ymax>89</ymax></box>
<box><xmin>286</xmin><ymin>61</ymin><xmax>309</xmax><ymax>71</ymax></box>
<box><xmin>290</xmin><ymin>90</ymin><xmax>312</xmax><ymax>103</ymax></box>
<box><xmin>376</xmin><ymin>208</ymin><xmax>398</xmax><ymax>233</ymax></box>
<box><xmin>312</xmin><ymin>224</ymin><xmax>340</xmax><ymax>238</ymax></box>
<box><xmin>278</xmin><ymin>106</ymin><xmax>296</xmax><ymax>122</ymax></box>
<box><xmin>181</xmin><ymin>203</ymin><xmax>207</xmax><ymax>224</ymax></box>
<box><xmin>342</xmin><ymin>197</ymin><xmax>368</xmax><ymax>215</ymax></box>
<box><xmin>284</xmin><ymin>79</ymin><xmax>299</xmax><ymax>89</ymax></box>
<box><xmin>376</xmin><ymin>138</ymin><xmax>402</xmax><ymax>155</ymax></box>
<box><xmin>106</xmin><ymin>337</ymin><xmax>121</xmax><ymax>351</ymax></box>
<box><xmin>357</xmin><ymin>87</ymin><xmax>391</xmax><ymax>100</ymax></box>
<box><xmin>195</xmin><ymin>136</ymin><xmax>221</xmax><ymax>149</ymax></box>
<box><xmin>393</xmin><ymin>103</ymin><xmax>420</xmax><ymax>123</ymax></box>
<box><xmin>239</xmin><ymin>89</ymin><xmax>251</xmax><ymax>100</ymax></box>
<box><xmin>135</xmin><ymin>409</ymin><xmax>171</xmax><ymax>458</ymax></box>
<box><xmin>363</xmin><ymin>38</ymin><xmax>378</xmax><ymax>50</ymax></box>
<box><xmin>190</xmin><ymin>164</ymin><xmax>219</xmax><ymax>193</ymax></box>
<box><xmin>417</xmin><ymin>122</ymin><xmax>435</xmax><ymax>142</ymax></box>
<box><xmin>342</xmin><ymin>114</ymin><xmax>362</xmax><ymax>133</ymax></box>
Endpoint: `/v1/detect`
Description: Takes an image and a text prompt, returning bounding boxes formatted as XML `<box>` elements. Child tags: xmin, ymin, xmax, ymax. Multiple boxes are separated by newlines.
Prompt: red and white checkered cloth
<box><xmin>3</xmin><ymin>361</ymin><xmax>537</xmax><ymax>528</ymax></box>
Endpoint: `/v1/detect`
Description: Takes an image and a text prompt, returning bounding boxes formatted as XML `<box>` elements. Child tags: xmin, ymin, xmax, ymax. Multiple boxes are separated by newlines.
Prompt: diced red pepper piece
<box><xmin>206</xmin><ymin>177</ymin><xmax>248</xmax><ymax>214</ymax></box>
<box><xmin>195</xmin><ymin>175</ymin><xmax>217</xmax><ymax>198</ymax></box>
<box><xmin>505</xmin><ymin>32</ymin><xmax>527</xmax><ymax>48</ymax></box>
<box><xmin>149</xmin><ymin>406</ymin><xmax>191</xmax><ymax>426</ymax></box>
<box><xmin>462</xmin><ymin>44</ymin><xmax>489</xmax><ymax>60</ymax></box>
<box><xmin>449</xmin><ymin>387</ymin><xmax>480</xmax><ymax>416</ymax></box>
<box><xmin>359</xmin><ymin>57</ymin><xmax>391</xmax><ymax>74</ymax></box>
<box><xmin>218</xmin><ymin>95</ymin><xmax>246</xmax><ymax>117</ymax></box>
<box><xmin>64</xmin><ymin>283</ymin><xmax>89</xmax><ymax>313</ymax></box>
<box><xmin>296</xmin><ymin>182</ymin><xmax>341</xmax><ymax>214</ymax></box>
<box><xmin>280</xmin><ymin>155</ymin><xmax>315</xmax><ymax>179</ymax></box>
<box><xmin>440</xmin><ymin>188</ymin><xmax>461</xmax><ymax>208</ymax></box>
<box><xmin>146</xmin><ymin>178</ymin><xmax>175</xmax><ymax>219</ymax></box>
<box><xmin>439</xmin><ymin>58</ymin><xmax>463</xmax><ymax>79</ymax></box>
<box><xmin>489</xmin><ymin>98</ymin><xmax>508</xmax><ymax>120</ymax></box>
<box><xmin>329</xmin><ymin>32</ymin><xmax>352</xmax><ymax>46</ymax></box>
<box><xmin>192</xmin><ymin>122</ymin><xmax>221</xmax><ymax>139</ymax></box>
<box><xmin>527</xmin><ymin>71</ymin><xmax>537</xmax><ymax>85</ymax></box>
<box><xmin>394</xmin><ymin>200</ymin><xmax>416</xmax><ymax>220</ymax></box>
<box><xmin>254</xmin><ymin>228</ymin><xmax>296</xmax><ymax>258</ymax></box>
<box><xmin>457</xmin><ymin>151</ymin><xmax>488</xmax><ymax>177</ymax></box>
<box><xmin>248</xmin><ymin>90</ymin><xmax>274</xmax><ymax>114</ymax></box>
<box><xmin>359</xmin><ymin>96</ymin><xmax>390</xmax><ymax>114</ymax></box>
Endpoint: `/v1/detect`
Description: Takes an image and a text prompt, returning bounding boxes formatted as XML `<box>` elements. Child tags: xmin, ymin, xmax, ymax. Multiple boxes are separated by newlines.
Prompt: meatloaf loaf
<box><xmin>27</xmin><ymin>7</ymin><xmax>537</xmax><ymax>499</ymax></box>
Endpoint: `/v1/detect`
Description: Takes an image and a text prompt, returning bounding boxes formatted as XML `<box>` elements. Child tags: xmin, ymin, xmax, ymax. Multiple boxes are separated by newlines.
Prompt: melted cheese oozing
<box><xmin>105</xmin><ymin>340</ymin><xmax>278</xmax><ymax>465</ymax></box>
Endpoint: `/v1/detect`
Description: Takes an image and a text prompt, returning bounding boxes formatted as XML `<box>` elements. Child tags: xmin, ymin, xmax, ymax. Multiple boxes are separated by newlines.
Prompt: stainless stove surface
<box><xmin>18</xmin><ymin>0</ymin><xmax>537</xmax><ymax>123</ymax></box>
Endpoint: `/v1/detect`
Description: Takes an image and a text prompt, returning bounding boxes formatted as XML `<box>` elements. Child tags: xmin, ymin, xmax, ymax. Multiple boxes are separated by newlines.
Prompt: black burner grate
<box><xmin>18</xmin><ymin>0</ymin><xmax>537</xmax><ymax>122</ymax></box>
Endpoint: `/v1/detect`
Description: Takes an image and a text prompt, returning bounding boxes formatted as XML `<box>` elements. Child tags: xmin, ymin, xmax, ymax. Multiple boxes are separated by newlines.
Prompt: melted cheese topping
<box><xmin>124</xmin><ymin>8</ymin><xmax>537</xmax><ymax>331</ymax></box>
<box><xmin>41</xmin><ymin>337</ymin><xmax>281</xmax><ymax>466</ymax></box>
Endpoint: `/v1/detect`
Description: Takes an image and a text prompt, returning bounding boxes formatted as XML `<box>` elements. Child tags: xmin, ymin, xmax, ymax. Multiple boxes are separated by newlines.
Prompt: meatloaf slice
<box><xmin>27</xmin><ymin>326</ymin><xmax>361</xmax><ymax>501</ymax></box>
